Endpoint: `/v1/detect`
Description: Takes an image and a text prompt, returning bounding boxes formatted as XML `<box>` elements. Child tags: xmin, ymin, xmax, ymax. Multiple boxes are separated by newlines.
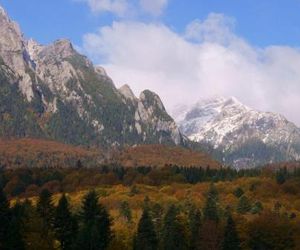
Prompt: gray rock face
<box><xmin>118</xmin><ymin>86</ymin><xmax>183</xmax><ymax>145</ymax></box>
<box><xmin>0</xmin><ymin>7</ymin><xmax>35</xmax><ymax>100</ymax></box>
<box><xmin>175</xmin><ymin>97</ymin><xmax>300</xmax><ymax>168</ymax></box>
<box><xmin>0</xmin><ymin>5</ymin><xmax>184</xmax><ymax>147</ymax></box>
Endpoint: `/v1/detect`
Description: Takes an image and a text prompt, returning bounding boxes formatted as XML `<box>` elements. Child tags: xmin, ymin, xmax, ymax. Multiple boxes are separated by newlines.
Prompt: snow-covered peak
<box><xmin>179</xmin><ymin>96</ymin><xmax>248</xmax><ymax>125</ymax></box>
<box><xmin>176</xmin><ymin>96</ymin><xmax>300</xmax><ymax>167</ymax></box>
<box><xmin>177</xmin><ymin>96</ymin><xmax>300</xmax><ymax>153</ymax></box>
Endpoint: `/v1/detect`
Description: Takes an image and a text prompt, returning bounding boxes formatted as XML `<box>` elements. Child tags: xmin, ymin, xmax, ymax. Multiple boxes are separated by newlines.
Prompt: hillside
<box><xmin>0</xmin><ymin>138</ymin><xmax>103</xmax><ymax>168</ymax></box>
<box><xmin>112</xmin><ymin>144</ymin><xmax>221</xmax><ymax>168</ymax></box>
<box><xmin>0</xmin><ymin>138</ymin><xmax>221</xmax><ymax>170</ymax></box>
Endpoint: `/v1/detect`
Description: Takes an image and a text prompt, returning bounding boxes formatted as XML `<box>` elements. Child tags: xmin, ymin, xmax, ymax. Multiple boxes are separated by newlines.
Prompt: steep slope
<box><xmin>175</xmin><ymin>97</ymin><xmax>300</xmax><ymax>168</ymax></box>
<box><xmin>0</xmin><ymin>5</ymin><xmax>184</xmax><ymax>147</ymax></box>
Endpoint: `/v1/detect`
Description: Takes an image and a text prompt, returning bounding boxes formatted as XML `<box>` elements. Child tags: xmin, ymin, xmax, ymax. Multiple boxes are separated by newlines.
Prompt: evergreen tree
<box><xmin>23</xmin><ymin>203</ymin><xmax>55</xmax><ymax>250</ymax></box>
<box><xmin>134</xmin><ymin>208</ymin><xmax>158</xmax><ymax>250</ymax></box>
<box><xmin>119</xmin><ymin>201</ymin><xmax>132</xmax><ymax>223</ymax></box>
<box><xmin>189</xmin><ymin>208</ymin><xmax>202</xmax><ymax>250</ymax></box>
<box><xmin>36</xmin><ymin>189</ymin><xmax>55</xmax><ymax>229</ymax></box>
<box><xmin>5</xmin><ymin>202</ymin><xmax>27</xmax><ymax>250</ymax></box>
<box><xmin>0</xmin><ymin>169</ymin><xmax>6</xmax><ymax>189</ymax></box>
<box><xmin>54</xmin><ymin>194</ymin><xmax>78</xmax><ymax>250</ymax></box>
<box><xmin>0</xmin><ymin>187</ymin><xmax>11</xmax><ymax>250</ymax></box>
<box><xmin>76</xmin><ymin>190</ymin><xmax>112</xmax><ymax>250</ymax></box>
<box><xmin>36</xmin><ymin>189</ymin><xmax>55</xmax><ymax>248</ymax></box>
<box><xmin>203</xmin><ymin>184</ymin><xmax>219</xmax><ymax>222</ymax></box>
<box><xmin>237</xmin><ymin>196</ymin><xmax>251</xmax><ymax>214</ymax></box>
<box><xmin>162</xmin><ymin>205</ymin><xmax>187</xmax><ymax>250</ymax></box>
<box><xmin>222</xmin><ymin>214</ymin><xmax>241</xmax><ymax>250</ymax></box>
<box><xmin>6</xmin><ymin>216</ymin><xmax>25</xmax><ymax>250</ymax></box>
<box><xmin>152</xmin><ymin>203</ymin><xmax>164</xmax><ymax>238</ymax></box>
<box><xmin>233</xmin><ymin>187</ymin><xmax>244</xmax><ymax>198</ymax></box>
<box><xmin>276</xmin><ymin>167</ymin><xmax>288</xmax><ymax>185</ymax></box>
<box><xmin>251</xmin><ymin>201</ymin><xmax>263</xmax><ymax>214</ymax></box>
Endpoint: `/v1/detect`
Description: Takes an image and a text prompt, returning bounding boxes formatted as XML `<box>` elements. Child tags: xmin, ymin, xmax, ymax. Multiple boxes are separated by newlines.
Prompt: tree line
<box><xmin>2</xmin><ymin>165</ymin><xmax>299</xmax><ymax>199</ymax></box>
<box><xmin>0</xmin><ymin>165</ymin><xmax>262</xmax><ymax>198</ymax></box>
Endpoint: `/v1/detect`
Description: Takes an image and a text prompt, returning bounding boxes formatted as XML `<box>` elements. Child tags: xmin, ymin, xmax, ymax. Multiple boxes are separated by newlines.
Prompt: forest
<box><xmin>0</xmin><ymin>165</ymin><xmax>300</xmax><ymax>249</ymax></box>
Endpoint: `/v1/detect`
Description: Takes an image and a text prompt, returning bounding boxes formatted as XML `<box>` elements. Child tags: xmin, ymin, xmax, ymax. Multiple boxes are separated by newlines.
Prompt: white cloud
<box><xmin>75</xmin><ymin>0</ymin><xmax>169</xmax><ymax>17</ymax></box>
<box><xmin>185</xmin><ymin>13</ymin><xmax>236</xmax><ymax>44</ymax></box>
<box><xmin>76</xmin><ymin>0</ymin><xmax>130</xmax><ymax>16</ymax></box>
<box><xmin>139</xmin><ymin>0</ymin><xmax>169</xmax><ymax>16</ymax></box>
<box><xmin>81</xmin><ymin>13</ymin><xmax>300</xmax><ymax>126</ymax></box>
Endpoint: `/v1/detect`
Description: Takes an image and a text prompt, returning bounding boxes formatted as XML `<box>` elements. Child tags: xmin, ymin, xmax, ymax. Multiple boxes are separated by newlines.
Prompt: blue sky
<box><xmin>1</xmin><ymin>0</ymin><xmax>300</xmax><ymax>47</ymax></box>
<box><xmin>1</xmin><ymin>0</ymin><xmax>300</xmax><ymax>125</ymax></box>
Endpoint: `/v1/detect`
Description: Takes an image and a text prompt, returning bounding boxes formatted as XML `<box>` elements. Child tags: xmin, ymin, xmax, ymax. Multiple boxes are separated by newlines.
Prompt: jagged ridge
<box><xmin>0</xmin><ymin>5</ymin><xmax>184</xmax><ymax>147</ymax></box>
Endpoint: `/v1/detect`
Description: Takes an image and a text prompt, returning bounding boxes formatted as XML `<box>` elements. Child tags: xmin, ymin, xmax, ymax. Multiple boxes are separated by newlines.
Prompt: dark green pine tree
<box><xmin>233</xmin><ymin>187</ymin><xmax>244</xmax><ymax>198</ymax></box>
<box><xmin>54</xmin><ymin>194</ymin><xmax>78</xmax><ymax>250</ymax></box>
<box><xmin>6</xmin><ymin>216</ymin><xmax>25</xmax><ymax>250</ymax></box>
<box><xmin>119</xmin><ymin>201</ymin><xmax>132</xmax><ymax>223</ymax></box>
<box><xmin>36</xmin><ymin>189</ymin><xmax>55</xmax><ymax>247</ymax></box>
<box><xmin>5</xmin><ymin>201</ymin><xmax>28</xmax><ymax>250</ymax></box>
<box><xmin>76</xmin><ymin>190</ymin><xmax>112</xmax><ymax>250</ymax></box>
<box><xmin>237</xmin><ymin>196</ymin><xmax>251</xmax><ymax>214</ymax></box>
<box><xmin>222</xmin><ymin>214</ymin><xmax>241</xmax><ymax>250</ymax></box>
<box><xmin>36</xmin><ymin>189</ymin><xmax>55</xmax><ymax>228</ymax></box>
<box><xmin>0</xmin><ymin>187</ymin><xmax>11</xmax><ymax>250</ymax></box>
<box><xmin>134</xmin><ymin>208</ymin><xmax>158</xmax><ymax>250</ymax></box>
<box><xmin>162</xmin><ymin>205</ymin><xmax>187</xmax><ymax>250</ymax></box>
<box><xmin>276</xmin><ymin>169</ymin><xmax>286</xmax><ymax>185</ymax></box>
<box><xmin>203</xmin><ymin>184</ymin><xmax>219</xmax><ymax>222</ymax></box>
<box><xmin>189</xmin><ymin>209</ymin><xmax>202</xmax><ymax>250</ymax></box>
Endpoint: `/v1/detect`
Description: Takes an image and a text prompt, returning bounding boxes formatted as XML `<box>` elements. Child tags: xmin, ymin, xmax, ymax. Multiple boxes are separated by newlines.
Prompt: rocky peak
<box><xmin>0</xmin><ymin>5</ymin><xmax>8</xmax><ymax>20</ymax></box>
<box><xmin>94</xmin><ymin>66</ymin><xmax>108</xmax><ymax>77</ymax></box>
<box><xmin>0</xmin><ymin>5</ymin><xmax>24</xmax><ymax>60</ymax></box>
<box><xmin>140</xmin><ymin>90</ymin><xmax>166</xmax><ymax>111</ymax></box>
<box><xmin>39</xmin><ymin>39</ymin><xmax>75</xmax><ymax>60</ymax></box>
<box><xmin>0</xmin><ymin>5</ymin><xmax>35</xmax><ymax>101</ymax></box>
<box><xmin>119</xmin><ymin>84</ymin><xmax>137</xmax><ymax>101</ymax></box>
<box><xmin>54</xmin><ymin>39</ymin><xmax>74</xmax><ymax>53</ymax></box>
<box><xmin>26</xmin><ymin>38</ymin><xmax>44</xmax><ymax>62</ymax></box>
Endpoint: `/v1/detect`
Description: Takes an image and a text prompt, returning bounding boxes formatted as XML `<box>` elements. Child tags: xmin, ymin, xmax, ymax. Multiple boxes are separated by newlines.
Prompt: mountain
<box><xmin>0</xmin><ymin>5</ymin><xmax>184</xmax><ymax>147</ymax></box>
<box><xmin>174</xmin><ymin>96</ymin><xmax>300</xmax><ymax>168</ymax></box>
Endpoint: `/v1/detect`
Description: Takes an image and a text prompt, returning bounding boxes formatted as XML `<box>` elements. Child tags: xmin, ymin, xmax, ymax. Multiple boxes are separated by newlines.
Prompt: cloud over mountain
<box><xmin>80</xmin><ymin>13</ymin><xmax>300</xmax><ymax>126</ymax></box>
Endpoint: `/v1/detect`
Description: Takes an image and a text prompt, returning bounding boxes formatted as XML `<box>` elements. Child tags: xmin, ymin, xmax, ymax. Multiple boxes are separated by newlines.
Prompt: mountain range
<box><xmin>0</xmin><ymin>5</ymin><xmax>184</xmax><ymax>148</ymax></box>
<box><xmin>1</xmin><ymin>4</ymin><xmax>300</xmax><ymax>169</ymax></box>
